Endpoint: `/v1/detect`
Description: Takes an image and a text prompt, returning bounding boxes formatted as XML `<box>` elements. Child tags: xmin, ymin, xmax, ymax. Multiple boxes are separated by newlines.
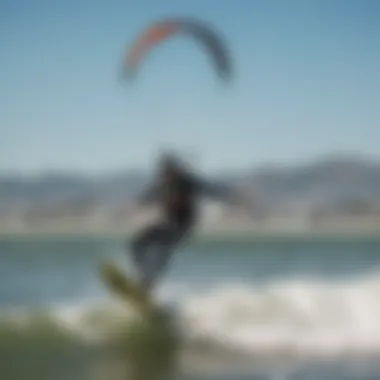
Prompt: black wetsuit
<box><xmin>130</xmin><ymin>170</ymin><xmax>229</xmax><ymax>289</ymax></box>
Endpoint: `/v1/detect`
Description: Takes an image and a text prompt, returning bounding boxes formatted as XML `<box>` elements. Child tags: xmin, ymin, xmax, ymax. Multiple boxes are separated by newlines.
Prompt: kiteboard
<box><xmin>99</xmin><ymin>261</ymin><xmax>155</xmax><ymax>314</ymax></box>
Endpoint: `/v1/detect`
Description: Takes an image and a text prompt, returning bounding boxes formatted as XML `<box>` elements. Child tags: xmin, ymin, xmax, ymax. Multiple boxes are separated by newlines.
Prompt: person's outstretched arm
<box><xmin>191</xmin><ymin>174</ymin><xmax>237</xmax><ymax>203</ymax></box>
<box><xmin>137</xmin><ymin>179</ymin><xmax>160</xmax><ymax>205</ymax></box>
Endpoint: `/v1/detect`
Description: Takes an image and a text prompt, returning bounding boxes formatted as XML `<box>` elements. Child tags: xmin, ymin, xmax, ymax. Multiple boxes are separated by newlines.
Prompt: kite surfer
<box><xmin>122</xmin><ymin>18</ymin><xmax>235</xmax><ymax>292</ymax></box>
<box><xmin>128</xmin><ymin>153</ymin><xmax>237</xmax><ymax>292</ymax></box>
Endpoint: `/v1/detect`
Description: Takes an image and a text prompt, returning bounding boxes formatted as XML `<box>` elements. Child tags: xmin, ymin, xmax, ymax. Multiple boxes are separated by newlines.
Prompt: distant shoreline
<box><xmin>1</xmin><ymin>227</ymin><xmax>380</xmax><ymax>241</ymax></box>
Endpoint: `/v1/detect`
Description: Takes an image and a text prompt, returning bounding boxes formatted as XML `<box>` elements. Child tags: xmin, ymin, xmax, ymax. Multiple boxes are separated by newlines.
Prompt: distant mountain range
<box><xmin>1</xmin><ymin>154</ymin><xmax>380</xmax><ymax>214</ymax></box>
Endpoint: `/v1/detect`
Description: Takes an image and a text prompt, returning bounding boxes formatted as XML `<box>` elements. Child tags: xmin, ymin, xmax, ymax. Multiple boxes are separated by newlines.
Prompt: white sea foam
<box><xmin>179</xmin><ymin>274</ymin><xmax>380</xmax><ymax>358</ymax></box>
<box><xmin>2</xmin><ymin>273</ymin><xmax>380</xmax><ymax>359</ymax></box>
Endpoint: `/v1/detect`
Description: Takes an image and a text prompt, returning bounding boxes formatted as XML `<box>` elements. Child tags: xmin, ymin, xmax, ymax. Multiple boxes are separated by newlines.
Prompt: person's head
<box><xmin>158</xmin><ymin>152</ymin><xmax>182</xmax><ymax>179</ymax></box>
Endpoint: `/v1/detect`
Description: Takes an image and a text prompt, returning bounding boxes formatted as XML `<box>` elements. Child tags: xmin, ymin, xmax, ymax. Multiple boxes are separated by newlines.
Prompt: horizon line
<box><xmin>1</xmin><ymin>151</ymin><xmax>380</xmax><ymax>179</ymax></box>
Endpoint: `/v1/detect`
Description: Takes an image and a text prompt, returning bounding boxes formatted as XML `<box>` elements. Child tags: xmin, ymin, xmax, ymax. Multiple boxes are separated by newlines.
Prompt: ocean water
<box><xmin>1</xmin><ymin>235</ymin><xmax>380</xmax><ymax>380</ymax></box>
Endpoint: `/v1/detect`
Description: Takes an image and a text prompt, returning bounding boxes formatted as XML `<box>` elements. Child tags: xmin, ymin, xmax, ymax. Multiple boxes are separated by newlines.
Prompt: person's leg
<box><xmin>141</xmin><ymin>221</ymin><xmax>192</xmax><ymax>291</ymax></box>
<box><xmin>141</xmin><ymin>241</ymin><xmax>174</xmax><ymax>291</ymax></box>
<box><xmin>129</xmin><ymin>224</ymin><xmax>162</xmax><ymax>279</ymax></box>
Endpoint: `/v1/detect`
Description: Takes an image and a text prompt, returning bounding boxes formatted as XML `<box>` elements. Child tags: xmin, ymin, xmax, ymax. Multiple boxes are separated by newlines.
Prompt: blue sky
<box><xmin>1</xmin><ymin>0</ymin><xmax>379</xmax><ymax>174</ymax></box>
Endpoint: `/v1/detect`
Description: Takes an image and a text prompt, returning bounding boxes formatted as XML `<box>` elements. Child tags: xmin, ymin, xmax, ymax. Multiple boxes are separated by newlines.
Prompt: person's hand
<box><xmin>131</xmin><ymin>198</ymin><xmax>146</xmax><ymax>213</ymax></box>
<box><xmin>227</xmin><ymin>188</ymin><xmax>245</xmax><ymax>206</ymax></box>
<box><xmin>229</xmin><ymin>189</ymin><xmax>254</xmax><ymax>213</ymax></box>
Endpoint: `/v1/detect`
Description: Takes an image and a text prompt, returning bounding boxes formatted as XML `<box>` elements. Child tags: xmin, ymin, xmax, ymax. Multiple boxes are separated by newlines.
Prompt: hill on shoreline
<box><xmin>1</xmin><ymin>154</ymin><xmax>380</xmax><ymax>208</ymax></box>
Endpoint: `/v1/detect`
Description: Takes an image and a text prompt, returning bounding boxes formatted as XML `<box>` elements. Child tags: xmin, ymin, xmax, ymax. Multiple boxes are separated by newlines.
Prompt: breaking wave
<box><xmin>2</xmin><ymin>272</ymin><xmax>380</xmax><ymax>361</ymax></box>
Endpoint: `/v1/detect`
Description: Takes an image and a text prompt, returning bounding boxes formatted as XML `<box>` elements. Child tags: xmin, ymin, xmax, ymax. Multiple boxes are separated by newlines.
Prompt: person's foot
<box><xmin>139</xmin><ymin>277</ymin><xmax>153</xmax><ymax>297</ymax></box>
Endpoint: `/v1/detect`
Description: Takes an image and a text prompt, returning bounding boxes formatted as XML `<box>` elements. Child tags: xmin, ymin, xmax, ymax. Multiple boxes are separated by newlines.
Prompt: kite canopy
<box><xmin>123</xmin><ymin>18</ymin><xmax>232</xmax><ymax>81</ymax></box>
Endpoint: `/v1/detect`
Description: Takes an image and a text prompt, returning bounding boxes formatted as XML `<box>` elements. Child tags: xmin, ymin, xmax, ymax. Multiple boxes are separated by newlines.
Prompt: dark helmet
<box><xmin>158</xmin><ymin>151</ymin><xmax>183</xmax><ymax>172</ymax></box>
